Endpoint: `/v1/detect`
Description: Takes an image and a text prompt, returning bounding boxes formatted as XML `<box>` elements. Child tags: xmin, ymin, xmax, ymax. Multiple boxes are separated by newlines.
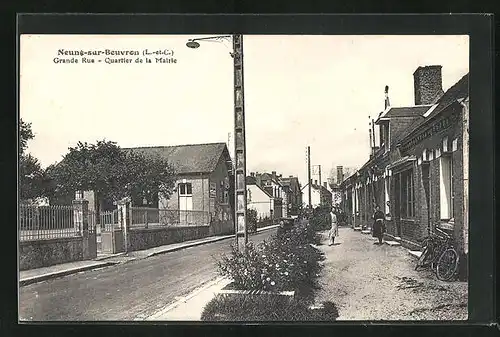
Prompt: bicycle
<box><xmin>414</xmin><ymin>226</ymin><xmax>460</xmax><ymax>281</ymax></box>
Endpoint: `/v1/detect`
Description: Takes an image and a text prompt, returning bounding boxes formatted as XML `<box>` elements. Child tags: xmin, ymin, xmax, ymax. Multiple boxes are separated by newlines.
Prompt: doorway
<box><xmin>394</xmin><ymin>174</ymin><xmax>402</xmax><ymax>237</ymax></box>
<box><xmin>179</xmin><ymin>182</ymin><xmax>193</xmax><ymax>225</ymax></box>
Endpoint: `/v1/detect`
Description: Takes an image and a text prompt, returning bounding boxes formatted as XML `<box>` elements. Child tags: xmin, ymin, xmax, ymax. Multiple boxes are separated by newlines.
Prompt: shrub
<box><xmin>201</xmin><ymin>294</ymin><xmax>339</xmax><ymax>321</ymax></box>
<box><xmin>310</xmin><ymin>207</ymin><xmax>331</xmax><ymax>231</ymax></box>
<box><xmin>217</xmin><ymin>221</ymin><xmax>324</xmax><ymax>293</ymax></box>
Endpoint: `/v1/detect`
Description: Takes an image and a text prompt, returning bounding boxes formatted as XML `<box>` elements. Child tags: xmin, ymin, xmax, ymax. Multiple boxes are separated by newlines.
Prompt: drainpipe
<box><xmin>459</xmin><ymin>99</ymin><xmax>469</xmax><ymax>256</ymax></box>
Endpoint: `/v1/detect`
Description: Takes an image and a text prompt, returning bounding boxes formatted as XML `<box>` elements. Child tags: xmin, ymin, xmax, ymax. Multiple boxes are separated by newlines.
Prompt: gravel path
<box><xmin>313</xmin><ymin>227</ymin><xmax>467</xmax><ymax>320</ymax></box>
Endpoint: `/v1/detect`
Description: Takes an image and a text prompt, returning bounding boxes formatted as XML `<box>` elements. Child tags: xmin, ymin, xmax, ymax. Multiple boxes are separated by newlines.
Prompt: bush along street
<box><xmin>201</xmin><ymin>219</ymin><xmax>339</xmax><ymax>321</ymax></box>
<box><xmin>309</xmin><ymin>206</ymin><xmax>331</xmax><ymax>232</ymax></box>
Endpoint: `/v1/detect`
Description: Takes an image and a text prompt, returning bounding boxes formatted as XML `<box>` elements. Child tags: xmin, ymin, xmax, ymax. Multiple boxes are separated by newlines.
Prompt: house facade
<box><xmin>279</xmin><ymin>176</ymin><xmax>303</xmax><ymax>216</ymax></box>
<box><xmin>252</xmin><ymin>172</ymin><xmax>285</xmax><ymax>219</ymax></box>
<box><xmin>302</xmin><ymin>180</ymin><xmax>332</xmax><ymax>209</ymax></box>
<box><xmin>339</xmin><ymin>65</ymin><xmax>469</xmax><ymax>277</ymax></box>
<box><xmin>246</xmin><ymin>176</ymin><xmax>274</xmax><ymax>220</ymax></box>
<box><xmin>127</xmin><ymin>142</ymin><xmax>235</xmax><ymax>235</ymax></box>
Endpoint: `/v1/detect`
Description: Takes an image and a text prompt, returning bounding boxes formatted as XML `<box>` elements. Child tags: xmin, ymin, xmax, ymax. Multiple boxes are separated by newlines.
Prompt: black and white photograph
<box><xmin>18</xmin><ymin>31</ymin><xmax>472</xmax><ymax>322</ymax></box>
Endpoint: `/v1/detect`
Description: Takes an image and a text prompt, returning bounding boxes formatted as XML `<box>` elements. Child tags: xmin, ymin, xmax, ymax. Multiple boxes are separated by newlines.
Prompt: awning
<box><xmin>387</xmin><ymin>155</ymin><xmax>416</xmax><ymax>173</ymax></box>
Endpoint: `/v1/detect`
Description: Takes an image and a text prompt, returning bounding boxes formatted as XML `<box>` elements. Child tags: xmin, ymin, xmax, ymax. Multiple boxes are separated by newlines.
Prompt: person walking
<box><xmin>372</xmin><ymin>205</ymin><xmax>385</xmax><ymax>244</ymax></box>
<box><xmin>328</xmin><ymin>207</ymin><xmax>339</xmax><ymax>246</ymax></box>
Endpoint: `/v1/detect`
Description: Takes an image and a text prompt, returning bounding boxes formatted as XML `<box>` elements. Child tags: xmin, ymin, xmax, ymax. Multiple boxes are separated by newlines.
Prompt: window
<box><xmin>178</xmin><ymin>183</ymin><xmax>192</xmax><ymax>196</ymax></box>
<box><xmin>440</xmin><ymin>156</ymin><xmax>454</xmax><ymax>220</ymax></box>
<box><xmin>400</xmin><ymin>169</ymin><xmax>415</xmax><ymax>218</ymax></box>
<box><xmin>220</xmin><ymin>181</ymin><xmax>225</xmax><ymax>203</ymax></box>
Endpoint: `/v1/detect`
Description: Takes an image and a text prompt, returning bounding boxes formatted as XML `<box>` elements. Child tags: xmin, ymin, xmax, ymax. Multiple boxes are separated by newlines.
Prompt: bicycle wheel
<box><xmin>415</xmin><ymin>245</ymin><xmax>432</xmax><ymax>270</ymax></box>
<box><xmin>436</xmin><ymin>248</ymin><xmax>459</xmax><ymax>281</ymax></box>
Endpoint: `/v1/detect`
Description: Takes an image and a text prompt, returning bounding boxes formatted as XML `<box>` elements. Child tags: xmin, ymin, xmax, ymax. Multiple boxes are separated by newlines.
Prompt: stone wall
<box><xmin>19</xmin><ymin>237</ymin><xmax>84</xmax><ymax>270</ymax></box>
<box><xmin>128</xmin><ymin>225</ymin><xmax>210</xmax><ymax>251</ymax></box>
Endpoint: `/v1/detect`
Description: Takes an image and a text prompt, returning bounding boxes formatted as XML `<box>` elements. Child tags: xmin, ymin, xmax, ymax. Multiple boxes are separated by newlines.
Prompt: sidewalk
<box><xmin>145</xmin><ymin>277</ymin><xmax>232</xmax><ymax>321</ymax></box>
<box><xmin>19</xmin><ymin>260</ymin><xmax>119</xmax><ymax>286</ymax></box>
<box><xmin>313</xmin><ymin>227</ymin><xmax>468</xmax><ymax>320</ymax></box>
<box><xmin>19</xmin><ymin>224</ymin><xmax>279</xmax><ymax>287</ymax></box>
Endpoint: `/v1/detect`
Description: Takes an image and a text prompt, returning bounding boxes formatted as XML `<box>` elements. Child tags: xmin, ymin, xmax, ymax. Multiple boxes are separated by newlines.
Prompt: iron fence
<box><xmin>130</xmin><ymin>207</ymin><xmax>210</xmax><ymax>228</ymax></box>
<box><xmin>88</xmin><ymin>209</ymin><xmax>97</xmax><ymax>234</ymax></box>
<box><xmin>99</xmin><ymin>209</ymin><xmax>121</xmax><ymax>232</ymax></box>
<box><xmin>19</xmin><ymin>204</ymin><xmax>80</xmax><ymax>241</ymax></box>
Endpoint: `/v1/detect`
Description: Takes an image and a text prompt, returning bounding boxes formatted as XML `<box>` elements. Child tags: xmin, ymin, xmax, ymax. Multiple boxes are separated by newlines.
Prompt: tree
<box><xmin>20</xmin><ymin>154</ymin><xmax>45</xmax><ymax>200</ymax></box>
<box><xmin>19</xmin><ymin>119</ymin><xmax>47</xmax><ymax>201</ymax></box>
<box><xmin>125</xmin><ymin>151</ymin><xmax>176</xmax><ymax>206</ymax></box>
<box><xmin>20</xmin><ymin>119</ymin><xmax>34</xmax><ymax>155</ymax></box>
<box><xmin>47</xmin><ymin>140</ymin><xmax>176</xmax><ymax>209</ymax></box>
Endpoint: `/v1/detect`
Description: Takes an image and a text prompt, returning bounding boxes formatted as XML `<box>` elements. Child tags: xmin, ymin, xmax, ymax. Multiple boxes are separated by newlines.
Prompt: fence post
<box><xmin>73</xmin><ymin>199</ymin><xmax>95</xmax><ymax>260</ymax></box>
<box><xmin>72</xmin><ymin>199</ymin><xmax>87</xmax><ymax>236</ymax></box>
<box><xmin>117</xmin><ymin>197</ymin><xmax>131</xmax><ymax>253</ymax></box>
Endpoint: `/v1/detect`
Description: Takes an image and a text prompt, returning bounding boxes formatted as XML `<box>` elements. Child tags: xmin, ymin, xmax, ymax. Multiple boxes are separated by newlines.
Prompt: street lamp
<box><xmin>186</xmin><ymin>34</ymin><xmax>248</xmax><ymax>252</ymax></box>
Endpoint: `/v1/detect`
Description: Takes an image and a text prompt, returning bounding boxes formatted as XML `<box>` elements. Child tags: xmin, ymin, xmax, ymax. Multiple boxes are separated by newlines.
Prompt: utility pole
<box><xmin>232</xmin><ymin>34</ymin><xmax>248</xmax><ymax>252</ymax></box>
<box><xmin>307</xmin><ymin>146</ymin><xmax>312</xmax><ymax>209</ymax></box>
<box><xmin>186</xmin><ymin>34</ymin><xmax>247</xmax><ymax>252</ymax></box>
<box><xmin>318</xmin><ymin>165</ymin><xmax>322</xmax><ymax>187</ymax></box>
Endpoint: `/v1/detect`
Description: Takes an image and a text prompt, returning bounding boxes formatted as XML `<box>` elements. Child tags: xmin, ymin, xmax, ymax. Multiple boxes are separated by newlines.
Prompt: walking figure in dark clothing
<box><xmin>372</xmin><ymin>205</ymin><xmax>385</xmax><ymax>245</ymax></box>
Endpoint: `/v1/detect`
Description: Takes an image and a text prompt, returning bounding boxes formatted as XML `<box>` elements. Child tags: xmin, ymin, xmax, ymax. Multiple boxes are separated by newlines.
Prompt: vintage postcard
<box><xmin>19</xmin><ymin>33</ymin><xmax>470</xmax><ymax>322</ymax></box>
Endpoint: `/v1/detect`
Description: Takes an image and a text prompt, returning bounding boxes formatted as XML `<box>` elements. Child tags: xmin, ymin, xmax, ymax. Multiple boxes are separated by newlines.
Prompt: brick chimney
<box><xmin>314</xmin><ymin>180</ymin><xmax>318</xmax><ymax>185</ymax></box>
<box><xmin>289</xmin><ymin>175</ymin><xmax>293</xmax><ymax>178</ymax></box>
<box><xmin>337</xmin><ymin>166</ymin><xmax>344</xmax><ymax>184</ymax></box>
<box><xmin>250</xmin><ymin>172</ymin><xmax>255</xmax><ymax>177</ymax></box>
<box><xmin>272</xmin><ymin>171</ymin><xmax>277</xmax><ymax>180</ymax></box>
<box><xmin>255</xmin><ymin>172</ymin><xmax>262</xmax><ymax>186</ymax></box>
<box><xmin>413</xmin><ymin>65</ymin><xmax>443</xmax><ymax>105</ymax></box>
<box><xmin>323</xmin><ymin>182</ymin><xmax>328</xmax><ymax>189</ymax></box>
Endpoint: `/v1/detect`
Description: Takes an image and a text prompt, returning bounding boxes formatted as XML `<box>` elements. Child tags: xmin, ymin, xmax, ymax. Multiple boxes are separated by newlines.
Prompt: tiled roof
<box><xmin>124</xmin><ymin>142</ymin><xmax>230</xmax><ymax>174</ymax></box>
<box><xmin>246</xmin><ymin>176</ymin><xmax>274</xmax><ymax>198</ymax></box>
<box><xmin>395</xmin><ymin>73</ymin><xmax>469</xmax><ymax>146</ymax></box>
<box><xmin>258</xmin><ymin>172</ymin><xmax>283</xmax><ymax>186</ymax></box>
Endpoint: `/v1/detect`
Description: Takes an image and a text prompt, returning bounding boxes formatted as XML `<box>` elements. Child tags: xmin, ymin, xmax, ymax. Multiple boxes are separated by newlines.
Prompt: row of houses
<box><xmin>246</xmin><ymin>171</ymin><xmax>302</xmax><ymax>221</ymax></box>
<box><xmin>339</xmin><ymin>65</ymin><xmax>469</xmax><ymax>277</ymax></box>
<box><xmin>68</xmin><ymin>142</ymin><xmax>308</xmax><ymax>231</ymax></box>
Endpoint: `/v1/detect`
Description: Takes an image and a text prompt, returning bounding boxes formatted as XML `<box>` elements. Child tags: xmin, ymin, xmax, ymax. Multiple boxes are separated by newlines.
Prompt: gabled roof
<box><xmin>124</xmin><ymin>142</ymin><xmax>230</xmax><ymax>175</ymax></box>
<box><xmin>395</xmin><ymin>73</ymin><xmax>469</xmax><ymax>146</ymax></box>
<box><xmin>247</xmin><ymin>176</ymin><xmax>274</xmax><ymax>198</ymax></box>
<box><xmin>258</xmin><ymin>172</ymin><xmax>283</xmax><ymax>186</ymax></box>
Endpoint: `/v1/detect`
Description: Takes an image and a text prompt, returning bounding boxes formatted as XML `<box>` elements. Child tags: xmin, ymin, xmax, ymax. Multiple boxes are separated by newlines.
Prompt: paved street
<box><xmin>19</xmin><ymin>229</ymin><xmax>276</xmax><ymax>321</ymax></box>
<box><xmin>313</xmin><ymin>227</ymin><xmax>468</xmax><ymax>320</ymax></box>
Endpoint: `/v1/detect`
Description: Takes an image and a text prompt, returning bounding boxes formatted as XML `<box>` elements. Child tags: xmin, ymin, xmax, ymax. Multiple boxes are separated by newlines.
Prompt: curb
<box><xmin>145</xmin><ymin>276</ymin><xmax>230</xmax><ymax>320</ymax></box>
<box><xmin>146</xmin><ymin>235</ymin><xmax>234</xmax><ymax>258</ymax></box>
<box><xmin>145</xmin><ymin>225</ymin><xmax>279</xmax><ymax>258</ymax></box>
<box><xmin>94</xmin><ymin>252</ymin><xmax>127</xmax><ymax>261</ymax></box>
<box><xmin>19</xmin><ymin>261</ymin><xmax>119</xmax><ymax>286</ymax></box>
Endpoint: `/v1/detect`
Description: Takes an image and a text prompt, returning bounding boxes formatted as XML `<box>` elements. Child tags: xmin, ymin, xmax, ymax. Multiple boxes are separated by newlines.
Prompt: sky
<box><xmin>20</xmin><ymin>35</ymin><xmax>469</xmax><ymax>187</ymax></box>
